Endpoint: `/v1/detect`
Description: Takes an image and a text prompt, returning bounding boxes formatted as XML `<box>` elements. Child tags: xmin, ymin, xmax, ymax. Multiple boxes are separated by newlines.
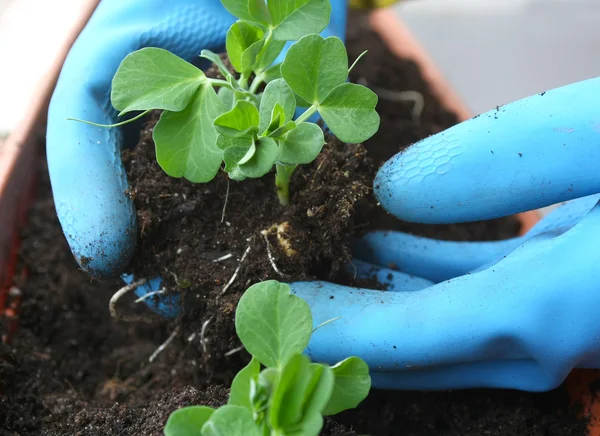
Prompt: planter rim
<box><xmin>0</xmin><ymin>0</ymin><xmax>100</xmax><ymax>338</ymax></box>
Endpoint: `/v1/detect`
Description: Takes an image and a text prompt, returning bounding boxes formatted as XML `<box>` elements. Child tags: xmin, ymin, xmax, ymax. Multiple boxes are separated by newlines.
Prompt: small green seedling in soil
<box><xmin>70</xmin><ymin>0</ymin><xmax>379</xmax><ymax>206</ymax></box>
<box><xmin>164</xmin><ymin>280</ymin><xmax>371</xmax><ymax>436</ymax></box>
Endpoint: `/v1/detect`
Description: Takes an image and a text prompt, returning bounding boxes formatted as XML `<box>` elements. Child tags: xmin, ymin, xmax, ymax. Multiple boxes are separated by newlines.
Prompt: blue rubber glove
<box><xmin>47</xmin><ymin>0</ymin><xmax>347</xmax><ymax>279</ymax></box>
<box><xmin>293</xmin><ymin>77</ymin><xmax>600</xmax><ymax>391</ymax></box>
<box><xmin>49</xmin><ymin>0</ymin><xmax>600</xmax><ymax>391</ymax></box>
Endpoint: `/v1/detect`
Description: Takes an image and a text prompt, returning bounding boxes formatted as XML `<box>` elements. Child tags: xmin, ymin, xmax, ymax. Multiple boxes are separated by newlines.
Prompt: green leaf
<box><xmin>250</xmin><ymin>368</ymin><xmax>277</xmax><ymax>416</ymax></box>
<box><xmin>262</xmin><ymin>63</ymin><xmax>282</xmax><ymax>83</ymax></box>
<box><xmin>224</xmin><ymin>146</ymin><xmax>251</xmax><ymax>174</ymax></box>
<box><xmin>214</xmin><ymin>100</ymin><xmax>260</xmax><ymax>138</ymax></box>
<box><xmin>217</xmin><ymin>87</ymin><xmax>236</xmax><ymax>110</ymax></box>
<box><xmin>269</xmin><ymin>0</ymin><xmax>332</xmax><ymax>41</ymax></box>
<box><xmin>322</xmin><ymin>357</ymin><xmax>371</xmax><ymax>416</ymax></box>
<box><xmin>239</xmin><ymin>142</ymin><xmax>257</xmax><ymax>165</ymax></box>
<box><xmin>287</xmin><ymin>413</ymin><xmax>323</xmax><ymax>436</ymax></box>
<box><xmin>269</xmin><ymin>360</ymin><xmax>332</xmax><ymax>436</ymax></box>
<box><xmin>201</xmin><ymin>405</ymin><xmax>261</xmax><ymax>436</ymax></box>
<box><xmin>227</xmin><ymin>21</ymin><xmax>264</xmax><ymax>73</ymax></box>
<box><xmin>164</xmin><ymin>406</ymin><xmax>214</xmax><ymax>436</ymax></box>
<box><xmin>295</xmin><ymin>93</ymin><xmax>311</xmax><ymax>108</ymax></box>
<box><xmin>263</xmin><ymin>104</ymin><xmax>286</xmax><ymax>136</ymax></box>
<box><xmin>222</xmin><ymin>138</ymin><xmax>253</xmax><ymax>180</ymax></box>
<box><xmin>259</xmin><ymin>79</ymin><xmax>296</xmax><ymax>134</ymax></box>
<box><xmin>318</xmin><ymin>83</ymin><xmax>380</xmax><ymax>143</ymax></box>
<box><xmin>153</xmin><ymin>83</ymin><xmax>225</xmax><ymax>183</ymax></box>
<box><xmin>220</xmin><ymin>0</ymin><xmax>271</xmax><ymax>25</ymax></box>
<box><xmin>256</xmin><ymin>367</ymin><xmax>279</xmax><ymax>401</ymax></box>
<box><xmin>278</xmin><ymin>123</ymin><xmax>324</xmax><ymax>165</ymax></box>
<box><xmin>303</xmin><ymin>364</ymin><xmax>335</xmax><ymax>417</ymax></box>
<box><xmin>235</xmin><ymin>280</ymin><xmax>312</xmax><ymax>368</ymax></box>
<box><xmin>239</xmin><ymin>137</ymin><xmax>278</xmax><ymax>178</ymax></box>
<box><xmin>269</xmin><ymin>354</ymin><xmax>311</xmax><ymax>430</ymax></box>
<box><xmin>281</xmin><ymin>35</ymin><xmax>348</xmax><ymax>105</ymax></box>
<box><xmin>200</xmin><ymin>49</ymin><xmax>231</xmax><ymax>79</ymax></box>
<box><xmin>256</xmin><ymin>41</ymin><xmax>286</xmax><ymax>73</ymax></box>
<box><xmin>111</xmin><ymin>47</ymin><xmax>205</xmax><ymax>115</ymax></box>
<box><xmin>269</xmin><ymin>120</ymin><xmax>296</xmax><ymax>138</ymax></box>
<box><xmin>229</xmin><ymin>357</ymin><xmax>261</xmax><ymax>410</ymax></box>
<box><xmin>218</xmin><ymin>134</ymin><xmax>252</xmax><ymax>150</ymax></box>
<box><xmin>242</xmin><ymin>39</ymin><xmax>267</xmax><ymax>74</ymax></box>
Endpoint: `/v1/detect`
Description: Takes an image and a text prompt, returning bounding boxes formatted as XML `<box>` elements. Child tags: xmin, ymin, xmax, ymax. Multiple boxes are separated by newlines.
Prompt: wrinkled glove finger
<box><xmin>121</xmin><ymin>274</ymin><xmax>180</xmax><ymax>319</ymax></box>
<box><xmin>353</xmin><ymin>194</ymin><xmax>598</xmax><ymax>282</ymax></box>
<box><xmin>352</xmin><ymin>231</ymin><xmax>520</xmax><ymax>282</ymax></box>
<box><xmin>293</xmin><ymin>201</ymin><xmax>600</xmax><ymax>390</ymax></box>
<box><xmin>375</xmin><ymin>77</ymin><xmax>600</xmax><ymax>224</ymax></box>
<box><xmin>47</xmin><ymin>1</ymin><xmax>234</xmax><ymax>277</ymax></box>
<box><xmin>369</xmin><ymin>359</ymin><xmax>565</xmax><ymax>391</ymax></box>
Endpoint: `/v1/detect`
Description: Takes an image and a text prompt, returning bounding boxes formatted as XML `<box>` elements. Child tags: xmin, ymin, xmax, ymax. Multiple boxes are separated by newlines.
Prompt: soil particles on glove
<box><xmin>0</xmin><ymin>10</ymin><xmax>588</xmax><ymax>436</ymax></box>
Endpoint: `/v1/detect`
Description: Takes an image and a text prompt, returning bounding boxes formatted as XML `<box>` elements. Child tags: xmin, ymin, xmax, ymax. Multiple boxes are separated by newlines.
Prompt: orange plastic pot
<box><xmin>0</xmin><ymin>0</ymin><xmax>99</xmax><ymax>343</ymax></box>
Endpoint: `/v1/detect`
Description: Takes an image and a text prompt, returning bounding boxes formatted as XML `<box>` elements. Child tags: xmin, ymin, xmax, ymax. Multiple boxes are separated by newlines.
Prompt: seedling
<box><xmin>70</xmin><ymin>0</ymin><xmax>380</xmax><ymax>206</ymax></box>
<box><xmin>164</xmin><ymin>280</ymin><xmax>371</xmax><ymax>436</ymax></box>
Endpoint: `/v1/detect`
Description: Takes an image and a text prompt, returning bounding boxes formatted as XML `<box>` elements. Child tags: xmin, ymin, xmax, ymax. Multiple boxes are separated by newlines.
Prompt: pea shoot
<box><xmin>71</xmin><ymin>0</ymin><xmax>379</xmax><ymax>206</ymax></box>
<box><xmin>164</xmin><ymin>280</ymin><xmax>371</xmax><ymax>436</ymax></box>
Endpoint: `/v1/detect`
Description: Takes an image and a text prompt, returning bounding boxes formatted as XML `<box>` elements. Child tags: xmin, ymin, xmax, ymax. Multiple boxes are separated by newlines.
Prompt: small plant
<box><xmin>164</xmin><ymin>280</ymin><xmax>371</xmax><ymax>436</ymax></box>
<box><xmin>71</xmin><ymin>0</ymin><xmax>379</xmax><ymax>206</ymax></box>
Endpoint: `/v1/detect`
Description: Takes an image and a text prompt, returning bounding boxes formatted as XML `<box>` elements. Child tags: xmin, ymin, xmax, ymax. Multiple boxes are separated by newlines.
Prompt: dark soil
<box><xmin>0</xmin><ymin>10</ymin><xmax>588</xmax><ymax>436</ymax></box>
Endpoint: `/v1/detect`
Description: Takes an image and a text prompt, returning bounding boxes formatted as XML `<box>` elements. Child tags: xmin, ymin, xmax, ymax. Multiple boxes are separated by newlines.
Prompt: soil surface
<box><xmin>0</xmin><ymin>10</ymin><xmax>588</xmax><ymax>436</ymax></box>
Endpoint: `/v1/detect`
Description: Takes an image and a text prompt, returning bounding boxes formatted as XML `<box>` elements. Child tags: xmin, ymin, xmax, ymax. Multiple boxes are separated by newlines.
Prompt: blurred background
<box><xmin>0</xmin><ymin>0</ymin><xmax>598</xmax><ymax>174</ymax></box>
<box><xmin>0</xmin><ymin>0</ymin><xmax>90</xmax><ymax>136</ymax></box>
<box><xmin>1</xmin><ymin>0</ymin><xmax>599</xmax><ymax>136</ymax></box>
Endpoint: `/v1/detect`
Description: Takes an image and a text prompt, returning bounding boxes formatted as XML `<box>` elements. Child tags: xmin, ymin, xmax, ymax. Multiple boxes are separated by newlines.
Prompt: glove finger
<box><xmin>122</xmin><ymin>274</ymin><xmax>181</xmax><ymax>319</ymax></box>
<box><xmin>374</xmin><ymin>77</ymin><xmax>600</xmax><ymax>224</ymax></box>
<box><xmin>352</xmin><ymin>231</ymin><xmax>521</xmax><ymax>282</ymax></box>
<box><xmin>369</xmin><ymin>360</ymin><xmax>559</xmax><ymax>391</ymax></box>
<box><xmin>293</xmin><ymin>207</ymin><xmax>600</xmax><ymax>390</ymax></box>
<box><xmin>293</xmin><ymin>278</ymin><xmax>533</xmax><ymax>372</ymax></box>
<box><xmin>351</xmin><ymin>259</ymin><xmax>433</xmax><ymax>292</ymax></box>
<box><xmin>47</xmin><ymin>1</ymin><xmax>234</xmax><ymax>277</ymax></box>
<box><xmin>354</xmin><ymin>194</ymin><xmax>599</xmax><ymax>282</ymax></box>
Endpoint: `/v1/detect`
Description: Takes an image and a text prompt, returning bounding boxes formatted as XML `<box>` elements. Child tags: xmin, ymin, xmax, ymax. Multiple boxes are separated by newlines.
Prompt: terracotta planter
<box><xmin>1</xmin><ymin>3</ymin><xmax>592</xmax><ymax>430</ymax></box>
<box><xmin>0</xmin><ymin>0</ymin><xmax>100</xmax><ymax>342</ymax></box>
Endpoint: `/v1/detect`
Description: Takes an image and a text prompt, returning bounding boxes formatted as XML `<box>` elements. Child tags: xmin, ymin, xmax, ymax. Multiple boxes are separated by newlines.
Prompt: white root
<box><xmin>149</xmin><ymin>327</ymin><xmax>180</xmax><ymax>363</ymax></box>
<box><xmin>134</xmin><ymin>289</ymin><xmax>165</xmax><ymax>303</ymax></box>
<box><xmin>221</xmin><ymin>238</ymin><xmax>253</xmax><ymax>296</ymax></box>
<box><xmin>261</xmin><ymin>231</ymin><xmax>286</xmax><ymax>278</ymax></box>
<box><xmin>212</xmin><ymin>253</ymin><xmax>233</xmax><ymax>263</ymax></box>
<box><xmin>110</xmin><ymin>278</ymin><xmax>154</xmax><ymax>323</ymax></box>
<box><xmin>221</xmin><ymin>179</ymin><xmax>230</xmax><ymax>224</ymax></box>
<box><xmin>200</xmin><ymin>316</ymin><xmax>213</xmax><ymax>355</ymax></box>
<box><xmin>358</xmin><ymin>77</ymin><xmax>425</xmax><ymax>122</ymax></box>
<box><xmin>224</xmin><ymin>345</ymin><xmax>245</xmax><ymax>357</ymax></box>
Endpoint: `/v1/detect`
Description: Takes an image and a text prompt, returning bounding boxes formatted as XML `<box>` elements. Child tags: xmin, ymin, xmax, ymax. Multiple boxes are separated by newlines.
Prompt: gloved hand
<box><xmin>46</xmin><ymin>0</ymin><xmax>347</xmax><ymax>279</ymax></box>
<box><xmin>293</xmin><ymin>76</ymin><xmax>600</xmax><ymax>391</ymax></box>
<box><xmin>49</xmin><ymin>0</ymin><xmax>600</xmax><ymax>392</ymax></box>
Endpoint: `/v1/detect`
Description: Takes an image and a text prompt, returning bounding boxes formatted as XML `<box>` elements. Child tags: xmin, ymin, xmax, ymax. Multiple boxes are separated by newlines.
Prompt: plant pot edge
<box><xmin>0</xmin><ymin>0</ymin><xmax>100</xmax><ymax>309</ymax></box>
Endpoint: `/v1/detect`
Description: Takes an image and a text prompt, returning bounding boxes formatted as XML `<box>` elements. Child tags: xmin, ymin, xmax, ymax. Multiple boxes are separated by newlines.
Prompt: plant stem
<box><xmin>67</xmin><ymin>109</ymin><xmax>153</xmax><ymax>128</ymax></box>
<box><xmin>295</xmin><ymin>105</ymin><xmax>318</xmax><ymax>123</ymax></box>
<box><xmin>275</xmin><ymin>164</ymin><xmax>297</xmax><ymax>206</ymax></box>
<box><xmin>208</xmin><ymin>78</ymin><xmax>232</xmax><ymax>88</ymax></box>
<box><xmin>249</xmin><ymin>73</ymin><xmax>265</xmax><ymax>94</ymax></box>
<box><xmin>239</xmin><ymin>73</ymin><xmax>249</xmax><ymax>89</ymax></box>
